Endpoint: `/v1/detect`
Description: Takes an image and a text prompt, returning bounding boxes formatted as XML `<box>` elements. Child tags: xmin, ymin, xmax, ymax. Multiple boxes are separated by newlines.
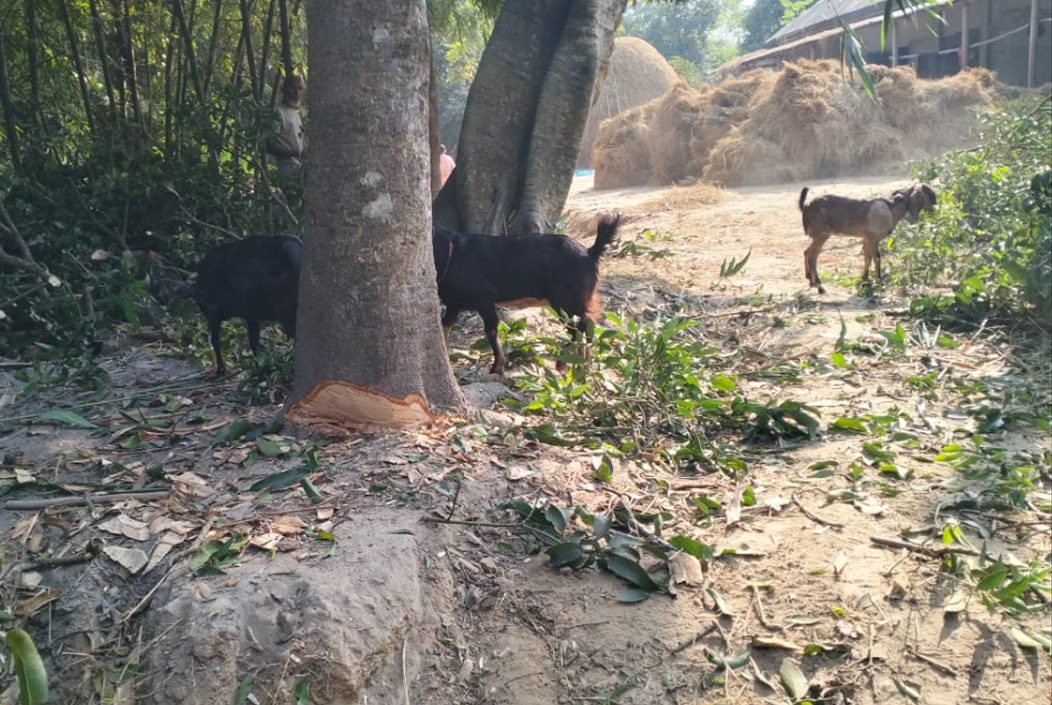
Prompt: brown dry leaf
<box><xmin>98</xmin><ymin>514</ymin><xmax>152</xmax><ymax>542</ymax></box>
<box><xmin>169</xmin><ymin>471</ymin><xmax>212</xmax><ymax>500</ymax></box>
<box><xmin>26</xmin><ymin>534</ymin><xmax>47</xmax><ymax>553</ymax></box>
<box><xmin>143</xmin><ymin>531</ymin><xmax>186</xmax><ymax>574</ymax></box>
<box><xmin>271</xmin><ymin>516</ymin><xmax>307</xmax><ymax>535</ymax></box>
<box><xmin>507</xmin><ymin>466</ymin><xmax>533</xmax><ymax>481</ymax></box>
<box><xmin>669</xmin><ymin>553</ymin><xmax>705</xmax><ymax>588</ymax></box>
<box><xmin>103</xmin><ymin>545</ymin><xmax>149</xmax><ymax>574</ymax></box>
<box><xmin>752</xmin><ymin>636</ymin><xmax>802</xmax><ymax>651</ymax></box>
<box><xmin>10</xmin><ymin>514</ymin><xmax>39</xmax><ymax>543</ymax></box>
<box><xmin>832</xmin><ymin>553</ymin><xmax>849</xmax><ymax>578</ymax></box>
<box><xmin>214</xmin><ymin>447</ymin><xmax>251</xmax><ymax>465</ymax></box>
<box><xmin>147</xmin><ymin>516</ymin><xmax>195</xmax><ymax>535</ymax></box>
<box><xmin>404</xmin><ymin>466</ymin><xmax>423</xmax><ymax>486</ymax></box>
<box><xmin>16</xmin><ymin>590</ymin><xmax>59</xmax><ymax>617</ymax></box>
<box><xmin>250</xmin><ymin>532</ymin><xmax>282</xmax><ymax>551</ymax></box>
<box><xmin>316</xmin><ymin>507</ymin><xmax>334</xmax><ymax>521</ymax></box>
<box><xmin>14</xmin><ymin>467</ymin><xmax>34</xmax><ymax>484</ymax></box>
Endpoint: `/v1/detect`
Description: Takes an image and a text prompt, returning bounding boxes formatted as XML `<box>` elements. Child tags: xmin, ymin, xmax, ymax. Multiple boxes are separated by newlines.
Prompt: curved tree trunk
<box><xmin>291</xmin><ymin>0</ymin><xmax>464</xmax><ymax>423</ymax></box>
<box><xmin>433</xmin><ymin>0</ymin><xmax>626</xmax><ymax>235</ymax></box>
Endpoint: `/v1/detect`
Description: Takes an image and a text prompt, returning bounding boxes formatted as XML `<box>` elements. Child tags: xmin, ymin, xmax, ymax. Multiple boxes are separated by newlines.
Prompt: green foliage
<box><xmin>889</xmin><ymin>99</ymin><xmax>1052</xmax><ymax>330</ymax></box>
<box><xmin>740</xmin><ymin>0</ymin><xmax>788</xmax><ymax>51</ymax></box>
<box><xmin>508</xmin><ymin>312</ymin><xmax>819</xmax><ymax>470</ymax></box>
<box><xmin>667</xmin><ymin>56</ymin><xmax>703</xmax><ymax>87</ymax></box>
<box><xmin>622</xmin><ymin>0</ymin><xmax>722</xmax><ymax>66</ymax></box>
<box><xmin>0</xmin><ymin>0</ymin><xmax>308</xmax><ymax>365</ymax></box>
<box><xmin>5</xmin><ymin>628</ymin><xmax>48</xmax><ymax>705</ymax></box>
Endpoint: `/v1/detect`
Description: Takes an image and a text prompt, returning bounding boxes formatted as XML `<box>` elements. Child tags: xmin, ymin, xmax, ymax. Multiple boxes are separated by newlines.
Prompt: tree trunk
<box><xmin>433</xmin><ymin>0</ymin><xmax>625</xmax><ymax>235</ymax></box>
<box><xmin>292</xmin><ymin>0</ymin><xmax>464</xmax><ymax>424</ymax></box>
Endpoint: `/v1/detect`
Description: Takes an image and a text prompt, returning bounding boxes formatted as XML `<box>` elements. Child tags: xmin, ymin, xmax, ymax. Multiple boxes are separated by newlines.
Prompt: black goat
<box><xmin>190</xmin><ymin>235</ymin><xmax>301</xmax><ymax>375</ymax></box>
<box><xmin>433</xmin><ymin>215</ymin><xmax>621</xmax><ymax>375</ymax></box>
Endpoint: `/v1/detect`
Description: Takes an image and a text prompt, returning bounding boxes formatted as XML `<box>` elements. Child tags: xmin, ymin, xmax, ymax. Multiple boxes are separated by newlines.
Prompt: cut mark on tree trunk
<box><xmin>286</xmin><ymin>380</ymin><xmax>435</xmax><ymax>433</ymax></box>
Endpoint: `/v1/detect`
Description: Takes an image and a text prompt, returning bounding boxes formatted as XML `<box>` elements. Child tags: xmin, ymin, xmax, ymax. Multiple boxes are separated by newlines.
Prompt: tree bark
<box><xmin>292</xmin><ymin>0</ymin><xmax>464</xmax><ymax>420</ymax></box>
<box><xmin>433</xmin><ymin>0</ymin><xmax>625</xmax><ymax>235</ymax></box>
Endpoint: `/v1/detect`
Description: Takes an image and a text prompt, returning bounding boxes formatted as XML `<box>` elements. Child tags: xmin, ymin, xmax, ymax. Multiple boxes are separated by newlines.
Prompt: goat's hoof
<box><xmin>817</xmin><ymin>285</ymin><xmax>827</xmax><ymax>295</ymax></box>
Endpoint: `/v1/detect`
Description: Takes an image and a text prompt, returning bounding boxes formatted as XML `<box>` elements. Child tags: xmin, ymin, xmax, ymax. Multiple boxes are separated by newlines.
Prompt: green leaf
<box><xmin>830</xmin><ymin>351</ymin><xmax>848</xmax><ymax>368</ymax></box>
<box><xmin>35</xmin><ymin>409</ymin><xmax>97</xmax><ymax>429</ymax></box>
<box><xmin>593</xmin><ymin>513</ymin><xmax>612</xmax><ymax>539</ymax></box>
<box><xmin>607</xmin><ymin>555</ymin><xmax>658</xmax><ymax>592</ymax></box>
<box><xmin>215</xmin><ymin>418</ymin><xmax>255</xmax><ymax>443</ymax></box>
<box><xmin>707</xmin><ymin>587</ymin><xmax>734</xmax><ymax>616</ymax></box>
<box><xmin>1012</xmin><ymin>628</ymin><xmax>1043</xmax><ymax>650</ymax></box>
<box><xmin>299</xmin><ymin>477</ymin><xmax>323</xmax><ymax>504</ymax></box>
<box><xmin>293</xmin><ymin>680</ymin><xmax>310</xmax><ymax>705</ymax></box>
<box><xmin>234</xmin><ymin>677</ymin><xmax>253</xmax><ymax>705</ymax></box>
<box><xmin>6</xmin><ymin>628</ymin><xmax>49</xmax><ymax>705</ymax></box>
<box><xmin>255</xmin><ymin>438</ymin><xmax>284</xmax><ymax>458</ymax></box>
<box><xmin>831</xmin><ymin>417</ymin><xmax>868</xmax><ymax>434</ymax></box>
<box><xmin>544</xmin><ymin>506</ymin><xmax>567</xmax><ymax>535</ymax></box>
<box><xmin>615</xmin><ymin>588</ymin><xmax>651</xmax><ymax>603</ymax></box>
<box><xmin>547</xmin><ymin>542</ymin><xmax>584</xmax><ymax>568</ymax></box>
<box><xmin>711</xmin><ymin>373</ymin><xmax>737</xmax><ymax>392</ymax></box>
<box><xmin>249</xmin><ymin>465</ymin><xmax>313</xmax><ymax>492</ymax></box>
<box><xmin>893</xmin><ymin>678</ymin><xmax>921</xmax><ymax>701</ymax></box>
<box><xmin>670</xmin><ymin>535</ymin><xmax>711</xmax><ymax>561</ymax></box>
<box><xmin>779</xmin><ymin>658</ymin><xmax>808</xmax><ymax>701</ymax></box>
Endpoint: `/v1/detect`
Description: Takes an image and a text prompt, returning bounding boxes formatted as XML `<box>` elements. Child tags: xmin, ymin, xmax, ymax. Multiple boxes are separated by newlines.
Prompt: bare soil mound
<box><xmin>594</xmin><ymin>60</ymin><xmax>1000</xmax><ymax>189</ymax></box>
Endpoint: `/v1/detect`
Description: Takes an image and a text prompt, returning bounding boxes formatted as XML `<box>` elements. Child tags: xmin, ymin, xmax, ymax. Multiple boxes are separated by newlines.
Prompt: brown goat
<box><xmin>798</xmin><ymin>187</ymin><xmax>911</xmax><ymax>294</ymax></box>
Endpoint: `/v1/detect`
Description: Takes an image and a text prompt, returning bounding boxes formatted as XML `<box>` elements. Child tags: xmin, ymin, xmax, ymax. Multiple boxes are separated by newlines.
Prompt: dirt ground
<box><xmin>1</xmin><ymin>175</ymin><xmax>1049</xmax><ymax>705</ymax></box>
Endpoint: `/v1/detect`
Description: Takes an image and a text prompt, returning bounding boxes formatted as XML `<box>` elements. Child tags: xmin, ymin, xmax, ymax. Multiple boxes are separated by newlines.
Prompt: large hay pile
<box><xmin>593</xmin><ymin>60</ymin><xmax>999</xmax><ymax>189</ymax></box>
<box><xmin>578</xmin><ymin>37</ymin><xmax>680</xmax><ymax>168</ymax></box>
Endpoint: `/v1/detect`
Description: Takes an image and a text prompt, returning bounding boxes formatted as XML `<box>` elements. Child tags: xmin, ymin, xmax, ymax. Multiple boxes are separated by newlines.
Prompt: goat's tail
<box><xmin>588</xmin><ymin>213</ymin><xmax>621</xmax><ymax>261</ymax></box>
<box><xmin>798</xmin><ymin>187</ymin><xmax>810</xmax><ymax>211</ymax></box>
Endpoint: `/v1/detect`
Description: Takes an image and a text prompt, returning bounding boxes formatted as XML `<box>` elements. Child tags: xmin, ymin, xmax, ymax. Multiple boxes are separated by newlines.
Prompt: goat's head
<box><xmin>889</xmin><ymin>191</ymin><xmax>912</xmax><ymax>223</ymax></box>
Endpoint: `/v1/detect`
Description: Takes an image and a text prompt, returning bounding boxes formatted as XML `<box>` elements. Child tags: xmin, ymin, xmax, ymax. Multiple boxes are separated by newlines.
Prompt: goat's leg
<box><xmin>874</xmin><ymin>237</ymin><xmax>885</xmax><ymax>282</ymax></box>
<box><xmin>862</xmin><ymin>239</ymin><xmax>873</xmax><ymax>281</ymax></box>
<box><xmin>478</xmin><ymin>305</ymin><xmax>505</xmax><ymax>376</ymax></box>
<box><xmin>209</xmin><ymin>318</ymin><xmax>226</xmax><ymax>377</ymax></box>
<box><xmin>440</xmin><ymin>307</ymin><xmax>461</xmax><ymax>349</ymax></box>
<box><xmin>807</xmin><ymin>234</ymin><xmax>829</xmax><ymax>294</ymax></box>
<box><xmin>247</xmin><ymin>319</ymin><xmax>261</xmax><ymax>355</ymax></box>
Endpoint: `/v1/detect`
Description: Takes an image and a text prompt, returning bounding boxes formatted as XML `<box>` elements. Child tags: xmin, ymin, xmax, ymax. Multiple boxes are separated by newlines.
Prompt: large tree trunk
<box><xmin>291</xmin><ymin>0</ymin><xmax>464</xmax><ymax>425</ymax></box>
<box><xmin>433</xmin><ymin>0</ymin><xmax>626</xmax><ymax>235</ymax></box>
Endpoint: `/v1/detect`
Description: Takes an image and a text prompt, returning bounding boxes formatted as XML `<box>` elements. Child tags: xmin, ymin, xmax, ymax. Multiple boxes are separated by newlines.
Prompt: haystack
<box><xmin>595</xmin><ymin>59</ymin><xmax>998</xmax><ymax>190</ymax></box>
<box><xmin>578</xmin><ymin>37</ymin><xmax>680</xmax><ymax>168</ymax></box>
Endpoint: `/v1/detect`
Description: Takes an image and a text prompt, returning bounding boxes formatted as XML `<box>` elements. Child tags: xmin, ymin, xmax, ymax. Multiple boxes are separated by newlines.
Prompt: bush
<box><xmin>889</xmin><ymin>98</ymin><xmax>1052</xmax><ymax>330</ymax></box>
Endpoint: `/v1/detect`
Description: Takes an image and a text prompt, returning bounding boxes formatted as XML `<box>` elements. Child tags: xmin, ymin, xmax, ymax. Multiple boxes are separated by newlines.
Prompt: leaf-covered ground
<box><xmin>1</xmin><ymin>175</ymin><xmax>1049</xmax><ymax>705</ymax></box>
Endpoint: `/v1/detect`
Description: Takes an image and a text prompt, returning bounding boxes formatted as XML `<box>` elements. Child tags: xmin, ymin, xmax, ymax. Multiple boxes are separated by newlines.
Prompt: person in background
<box><xmin>267</xmin><ymin>75</ymin><xmax>306</xmax><ymax>178</ymax></box>
<box><xmin>439</xmin><ymin>144</ymin><xmax>456</xmax><ymax>187</ymax></box>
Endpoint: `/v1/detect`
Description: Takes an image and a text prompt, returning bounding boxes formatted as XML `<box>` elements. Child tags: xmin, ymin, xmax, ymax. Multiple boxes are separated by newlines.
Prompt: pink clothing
<box><xmin>440</xmin><ymin>153</ymin><xmax>456</xmax><ymax>186</ymax></box>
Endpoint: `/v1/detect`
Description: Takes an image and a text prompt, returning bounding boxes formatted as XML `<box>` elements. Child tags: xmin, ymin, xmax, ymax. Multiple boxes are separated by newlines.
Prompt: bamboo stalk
<box><xmin>23</xmin><ymin>0</ymin><xmax>41</xmax><ymax>121</ymax></box>
<box><xmin>87</xmin><ymin>0</ymin><xmax>119</xmax><ymax>124</ymax></box>
<box><xmin>238</xmin><ymin>0</ymin><xmax>260</xmax><ymax>99</ymax></box>
<box><xmin>57</xmin><ymin>0</ymin><xmax>96</xmax><ymax>134</ymax></box>
<box><xmin>258</xmin><ymin>0</ymin><xmax>278</xmax><ymax>101</ymax></box>
<box><xmin>0</xmin><ymin>32</ymin><xmax>21</xmax><ymax>169</ymax></box>
<box><xmin>119</xmin><ymin>0</ymin><xmax>144</xmax><ymax>126</ymax></box>
<box><xmin>202</xmin><ymin>0</ymin><xmax>226</xmax><ymax>98</ymax></box>
<box><xmin>171</xmin><ymin>0</ymin><xmax>206</xmax><ymax>105</ymax></box>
